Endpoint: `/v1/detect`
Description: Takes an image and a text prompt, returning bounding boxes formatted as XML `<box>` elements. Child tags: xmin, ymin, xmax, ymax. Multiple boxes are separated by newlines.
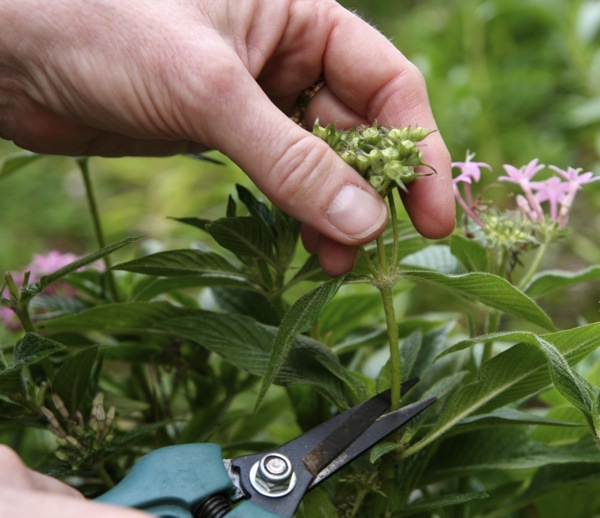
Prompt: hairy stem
<box><xmin>389</xmin><ymin>190</ymin><xmax>400</xmax><ymax>275</ymax></box>
<box><xmin>380</xmin><ymin>284</ymin><xmax>402</xmax><ymax>410</ymax></box>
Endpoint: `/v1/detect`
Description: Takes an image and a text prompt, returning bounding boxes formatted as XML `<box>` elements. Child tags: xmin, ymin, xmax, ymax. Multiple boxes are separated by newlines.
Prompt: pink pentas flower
<box><xmin>548</xmin><ymin>165</ymin><xmax>600</xmax><ymax>190</ymax></box>
<box><xmin>498</xmin><ymin>158</ymin><xmax>545</xmax><ymax>187</ymax></box>
<box><xmin>530</xmin><ymin>177</ymin><xmax>570</xmax><ymax>222</ymax></box>
<box><xmin>452</xmin><ymin>152</ymin><xmax>490</xmax><ymax>228</ymax></box>
<box><xmin>452</xmin><ymin>151</ymin><xmax>492</xmax><ymax>184</ymax></box>
<box><xmin>498</xmin><ymin>159</ymin><xmax>546</xmax><ymax>221</ymax></box>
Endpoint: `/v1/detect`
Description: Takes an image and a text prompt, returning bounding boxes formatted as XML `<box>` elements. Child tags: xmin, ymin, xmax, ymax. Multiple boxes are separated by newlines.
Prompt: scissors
<box><xmin>97</xmin><ymin>378</ymin><xmax>435</xmax><ymax>517</ymax></box>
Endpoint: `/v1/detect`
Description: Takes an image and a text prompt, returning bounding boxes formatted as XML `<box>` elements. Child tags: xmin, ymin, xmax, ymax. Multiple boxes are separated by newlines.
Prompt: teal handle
<box><xmin>97</xmin><ymin>444</ymin><xmax>234</xmax><ymax>518</ymax></box>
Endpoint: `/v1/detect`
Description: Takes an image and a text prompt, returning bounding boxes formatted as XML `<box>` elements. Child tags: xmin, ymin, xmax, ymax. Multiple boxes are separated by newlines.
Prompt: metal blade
<box><xmin>309</xmin><ymin>396</ymin><xmax>437</xmax><ymax>488</ymax></box>
<box><xmin>301</xmin><ymin>378</ymin><xmax>421</xmax><ymax>476</ymax></box>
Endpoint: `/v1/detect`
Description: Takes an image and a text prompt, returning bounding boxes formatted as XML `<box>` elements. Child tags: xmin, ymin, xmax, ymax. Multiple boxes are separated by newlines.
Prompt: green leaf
<box><xmin>40</xmin><ymin>301</ymin><xmax>358</xmax><ymax>407</ymax></box>
<box><xmin>426</xmin><ymin>428</ymin><xmax>600</xmax><ymax>481</ymax></box>
<box><xmin>399</xmin><ymin>270</ymin><xmax>555</xmax><ymax>331</ymax></box>
<box><xmin>400</xmin><ymin>245</ymin><xmax>462</xmax><ymax>274</ymax></box>
<box><xmin>318</xmin><ymin>291</ymin><xmax>382</xmax><ymax>344</ymax></box>
<box><xmin>457</xmin><ymin>407</ymin><xmax>583</xmax><ymax>430</ymax></box>
<box><xmin>256</xmin><ymin>275</ymin><xmax>347</xmax><ymax>409</ymax></box>
<box><xmin>169</xmin><ymin>216</ymin><xmax>211</xmax><ymax>231</ymax></box>
<box><xmin>158</xmin><ymin>311</ymin><xmax>357</xmax><ymax>407</ymax></box>
<box><xmin>0</xmin><ymin>151</ymin><xmax>42</xmax><ymax>180</ymax></box>
<box><xmin>13</xmin><ymin>333</ymin><xmax>66</xmax><ymax>365</ymax></box>
<box><xmin>53</xmin><ymin>346</ymin><xmax>99</xmax><ymax>415</ymax></box>
<box><xmin>235</xmin><ymin>184</ymin><xmax>273</xmax><ymax>233</ymax></box>
<box><xmin>450</xmin><ymin>234</ymin><xmax>489</xmax><ymax>272</ymax></box>
<box><xmin>297</xmin><ymin>488</ymin><xmax>338</xmax><ymax>518</ymax></box>
<box><xmin>523</xmin><ymin>265</ymin><xmax>600</xmax><ymax>298</ymax></box>
<box><xmin>211</xmin><ymin>288</ymin><xmax>279</xmax><ymax>325</ymax></box>
<box><xmin>272</xmin><ymin>207</ymin><xmax>300</xmax><ymax>268</ymax></box>
<box><xmin>206</xmin><ymin>217</ymin><xmax>274</xmax><ymax>261</ymax></box>
<box><xmin>439</xmin><ymin>329</ymin><xmax>600</xmax><ymax>436</ymax></box>
<box><xmin>39</xmin><ymin>301</ymin><xmax>197</xmax><ymax>334</ymax></box>
<box><xmin>27</xmin><ymin>237</ymin><xmax>143</xmax><ymax>295</ymax></box>
<box><xmin>113</xmin><ymin>249</ymin><xmax>243</xmax><ymax>277</ymax></box>
<box><xmin>399</xmin><ymin>492</ymin><xmax>489</xmax><ymax>516</ymax></box>
<box><xmin>406</xmin><ymin>323</ymin><xmax>600</xmax><ymax>456</ymax></box>
<box><xmin>131</xmin><ymin>275</ymin><xmax>259</xmax><ymax>301</ymax></box>
<box><xmin>0</xmin><ymin>334</ymin><xmax>66</xmax><ymax>397</ymax></box>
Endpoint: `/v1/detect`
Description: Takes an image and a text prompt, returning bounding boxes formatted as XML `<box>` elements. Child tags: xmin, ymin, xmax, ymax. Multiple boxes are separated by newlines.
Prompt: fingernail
<box><xmin>327</xmin><ymin>185</ymin><xmax>388</xmax><ymax>239</ymax></box>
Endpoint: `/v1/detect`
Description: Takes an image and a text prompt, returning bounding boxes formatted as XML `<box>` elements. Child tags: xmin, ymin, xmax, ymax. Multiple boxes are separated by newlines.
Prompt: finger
<box><xmin>190</xmin><ymin>52</ymin><xmax>388</xmax><ymax>246</ymax></box>
<box><xmin>0</xmin><ymin>445</ymin><xmax>82</xmax><ymax>497</ymax></box>
<box><xmin>311</xmin><ymin>6</ymin><xmax>456</xmax><ymax>237</ymax></box>
<box><xmin>301</xmin><ymin>224</ymin><xmax>358</xmax><ymax>276</ymax></box>
<box><xmin>0</xmin><ymin>488</ymin><xmax>149</xmax><ymax>518</ymax></box>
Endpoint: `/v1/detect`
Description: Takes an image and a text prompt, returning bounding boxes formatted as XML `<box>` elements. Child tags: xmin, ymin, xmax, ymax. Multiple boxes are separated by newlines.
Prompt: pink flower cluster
<box><xmin>2</xmin><ymin>251</ymin><xmax>81</xmax><ymax>331</ymax></box>
<box><xmin>452</xmin><ymin>153</ymin><xmax>599</xmax><ymax>230</ymax></box>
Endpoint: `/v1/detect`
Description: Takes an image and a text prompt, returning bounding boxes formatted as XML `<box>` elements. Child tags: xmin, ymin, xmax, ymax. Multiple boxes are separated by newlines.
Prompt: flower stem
<box><xmin>14</xmin><ymin>304</ymin><xmax>36</xmax><ymax>333</ymax></box>
<box><xmin>389</xmin><ymin>190</ymin><xmax>399</xmax><ymax>275</ymax></box>
<box><xmin>77</xmin><ymin>158</ymin><xmax>120</xmax><ymax>302</ymax></box>
<box><xmin>517</xmin><ymin>232</ymin><xmax>552</xmax><ymax>291</ymax></box>
<box><xmin>380</xmin><ymin>284</ymin><xmax>402</xmax><ymax>410</ymax></box>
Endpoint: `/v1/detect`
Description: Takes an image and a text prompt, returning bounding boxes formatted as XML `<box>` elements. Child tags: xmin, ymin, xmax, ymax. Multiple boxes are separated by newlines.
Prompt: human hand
<box><xmin>0</xmin><ymin>0</ymin><xmax>455</xmax><ymax>275</ymax></box>
<box><xmin>0</xmin><ymin>445</ymin><xmax>148</xmax><ymax>517</ymax></box>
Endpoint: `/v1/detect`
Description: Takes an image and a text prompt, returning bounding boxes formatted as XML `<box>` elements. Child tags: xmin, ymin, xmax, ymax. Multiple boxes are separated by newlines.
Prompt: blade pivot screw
<box><xmin>250</xmin><ymin>453</ymin><xmax>297</xmax><ymax>498</ymax></box>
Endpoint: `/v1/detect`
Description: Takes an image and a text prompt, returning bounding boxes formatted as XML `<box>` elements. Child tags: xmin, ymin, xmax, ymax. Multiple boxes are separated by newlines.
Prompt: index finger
<box><xmin>308</xmin><ymin>5</ymin><xmax>456</xmax><ymax>238</ymax></box>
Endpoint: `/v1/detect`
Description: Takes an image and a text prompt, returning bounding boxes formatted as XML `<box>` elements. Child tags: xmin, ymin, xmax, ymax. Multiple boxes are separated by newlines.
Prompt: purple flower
<box><xmin>546</xmin><ymin>166</ymin><xmax>600</xmax><ymax>227</ymax></box>
<box><xmin>452</xmin><ymin>151</ymin><xmax>492</xmax><ymax>184</ymax></box>
<box><xmin>530</xmin><ymin>177</ymin><xmax>570</xmax><ymax>222</ymax></box>
<box><xmin>452</xmin><ymin>152</ymin><xmax>491</xmax><ymax>227</ymax></box>
<box><xmin>499</xmin><ymin>159</ymin><xmax>546</xmax><ymax>221</ymax></box>
<box><xmin>548</xmin><ymin>165</ymin><xmax>600</xmax><ymax>190</ymax></box>
<box><xmin>499</xmin><ymin>158</ymin><xmax>545</xmax><ymax>187</ymax></box>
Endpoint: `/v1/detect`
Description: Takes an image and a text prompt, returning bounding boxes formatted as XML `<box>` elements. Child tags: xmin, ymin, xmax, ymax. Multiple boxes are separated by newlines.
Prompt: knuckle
<box><xmin>268</xmin><ymin>134</ymin><xmax>332</xmax><ymax>211</ymax></box>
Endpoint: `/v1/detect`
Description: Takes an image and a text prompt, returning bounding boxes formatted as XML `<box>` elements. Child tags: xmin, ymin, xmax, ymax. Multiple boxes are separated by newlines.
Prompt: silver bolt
<box><xmin>250</xmin><ymin>453</ymin><xmax>297</xmax><ymax>498</ymax></box>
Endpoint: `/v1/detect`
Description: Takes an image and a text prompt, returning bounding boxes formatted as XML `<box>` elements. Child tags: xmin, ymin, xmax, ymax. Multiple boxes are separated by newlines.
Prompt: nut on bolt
<box><xmin>249</xmin><ymin>453</ymin><xmax>297</xmax><ymax>498</ymax></box>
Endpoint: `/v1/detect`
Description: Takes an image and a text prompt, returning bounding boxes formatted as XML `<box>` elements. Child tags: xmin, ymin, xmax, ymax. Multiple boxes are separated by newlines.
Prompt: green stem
<box><xmin>14</xmin><ymin>302</ymin><xmax>36</xmax><ymax>333</ymax></box>
<box><xmin>389</xmin><ymin>190</ymin><xmax>400</xmax><ymax>275</ymax></box>
<box><xmin>96</xmin><ymin>462</ymin><xmax>115</xmax><ymax>489</ymax></box>
<box><xmin>517</xmin><ymin>234</ymin><xmax>552</xmax><ymax>291</ymax></box>
<box><xmin>349</xmin><ymin>488</ymin><xmax>369</xmax><ymax>518</ymax></box>
<box><xmin>376</xmin><ymin>235</ymin><xmax>388</xmax><ymax>274</ymax></box>
<box><xmin>380</xmin><ymin>284</ymin><xmax>402</xmax><ymax>410</ymax></box>
<box><xmin>360</xmin><ymin>246</ymin><xmax>379</xmax><ymax>278</ymax></box>
<box><xmin>77</xmin><ymin>158</ymin><xmax>120</xmax><ymax>302</ymax></box>
<box><xmin>482</xmin><ymin>311</ymin><xmax>501</xmax><ymax>363</ymax></box>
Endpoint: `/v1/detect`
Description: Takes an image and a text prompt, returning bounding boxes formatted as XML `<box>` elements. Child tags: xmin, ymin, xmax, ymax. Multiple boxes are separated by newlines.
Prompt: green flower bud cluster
<box><xmin>41</xmin><ymin>392</ymin><xmax>115</xmax><ymax>471</ymax></box>
<box><xmin>313</xmin><ymin>121</ymin><xmax>432</xmax><ymax>196</ymax></box>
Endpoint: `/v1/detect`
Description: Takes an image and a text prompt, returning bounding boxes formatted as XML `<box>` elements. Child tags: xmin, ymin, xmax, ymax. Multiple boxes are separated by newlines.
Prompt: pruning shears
<box><xmin>97</xmin><ymin>379</ymin><xmax>435</xmax><ymax>518</ymax></box>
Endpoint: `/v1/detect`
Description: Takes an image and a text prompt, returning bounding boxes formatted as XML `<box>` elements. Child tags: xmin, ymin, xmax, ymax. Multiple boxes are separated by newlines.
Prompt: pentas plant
<box><xmin>312</xmin><ymin>121</ymin><xmax>432</xmax><ymax>410</ymax></box>
<box><xmin>453</xmin><ymin>153</ymin><xmax>600</xmax><ymax>286</ymax></box>
<box><xmin>2</xmin><ymin>140</ymin><xmax>600</xmax><ymax>516</ymax></box>
<box><xmin>1</xmin><ymin>251</ymin><xmax>104</xmax><ymax>332</ymax></box>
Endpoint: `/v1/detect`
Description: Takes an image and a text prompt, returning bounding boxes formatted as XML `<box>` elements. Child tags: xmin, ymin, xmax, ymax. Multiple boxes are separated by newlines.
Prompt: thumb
<box><xmin>198</xmin><ymin>72</ymin><xmax>388</xmax><ymax>245</ymax></box>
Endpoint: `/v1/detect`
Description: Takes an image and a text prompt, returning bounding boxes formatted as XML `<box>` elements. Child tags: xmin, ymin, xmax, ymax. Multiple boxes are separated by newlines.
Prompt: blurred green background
<box><xmin>2</xmin><ymin>0</ymin><xmax>599</xmax><ymax>325</ymax></box>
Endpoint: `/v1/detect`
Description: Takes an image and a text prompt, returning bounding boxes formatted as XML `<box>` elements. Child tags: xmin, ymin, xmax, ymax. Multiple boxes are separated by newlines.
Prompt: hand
<box><xmin>0</xmin><ymin>0</ymin><xmax>455</xmax><ymax>275</ymax></box>
<box><xmin>0</xmin><ymin>445</ymin><xmax>148</xmax><ymax>517</ymax></box>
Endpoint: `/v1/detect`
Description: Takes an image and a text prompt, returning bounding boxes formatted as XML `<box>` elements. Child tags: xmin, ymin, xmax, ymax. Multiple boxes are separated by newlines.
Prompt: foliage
<box><xmin>2</xmin><ymin>1</ymin><xmax>600</xmax><ymax>516</ymax></box>
<box><xmin>2</xmin><ymin>138</ymin><xmax>600</xmax><ymax>516</ymax></box>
